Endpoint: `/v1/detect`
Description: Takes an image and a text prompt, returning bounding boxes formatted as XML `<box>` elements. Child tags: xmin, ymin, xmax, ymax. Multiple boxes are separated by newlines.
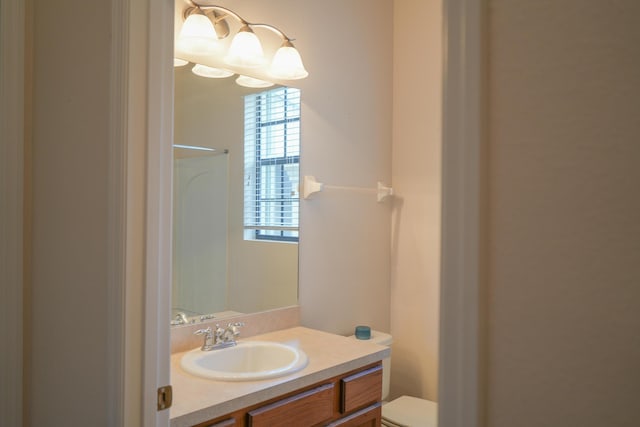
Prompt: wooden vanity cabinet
<box><xmin>247</xmin><ymin>383</ymin><xmax>335</xmax><ymax>426</ymax></box>
<box><xmin>325</xmin><ymin>402</ymin><xmax>381</xmax><ymax>427</ymax></box>
<box><xmin>193</xmin><ymin>362</ymin><xmax>383</xmax><ymax>427</ymax></box>
<box><xmin>200</xmin><ymin>419</ymin><xmax>236</xmax><ymax>427</ymax></box>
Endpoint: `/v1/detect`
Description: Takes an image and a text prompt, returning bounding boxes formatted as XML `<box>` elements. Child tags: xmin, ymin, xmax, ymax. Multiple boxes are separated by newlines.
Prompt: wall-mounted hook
<box><xmin>377</xmin><ymin>182</ymin><xmax>394</xmax><ymax>202</ymax></box>
<box><xmin>301</xmin><ymin>175</ymin><xmax>324</xmax><ymax>199</ymax></box>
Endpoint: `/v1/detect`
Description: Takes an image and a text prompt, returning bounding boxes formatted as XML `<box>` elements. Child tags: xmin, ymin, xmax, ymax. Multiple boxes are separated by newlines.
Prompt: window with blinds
<box><xmin>243</xmin><ymin>86</ymin><xmax>300</xmax><ymax>242</ymax></box>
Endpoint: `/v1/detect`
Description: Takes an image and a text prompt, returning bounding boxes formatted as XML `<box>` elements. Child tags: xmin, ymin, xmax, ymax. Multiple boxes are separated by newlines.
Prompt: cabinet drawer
<box><xmin>201</xmin><ymin>418</ymin><xmax>236</xmax><ymax>427</ymax></box>
<box><xmin>327</xmin><ymin>402</ymin><xmax>382</xmax><ymax>427</ymax></box>
<box><xmin>340</xmin><ymin>365</ymin><xmax>383</xmax><ymax>414</ymax></box>
<box><xmin>247</xmin><ymin>383</ymin><xmax>334</xmax><ymax>427</ymax></box>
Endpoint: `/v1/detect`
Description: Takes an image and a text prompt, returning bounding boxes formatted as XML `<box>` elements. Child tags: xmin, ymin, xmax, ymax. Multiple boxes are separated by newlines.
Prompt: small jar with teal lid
<box><xmin>354</xmin><ymin>325</ymin><xmax>371</xmax><ymax>340</ymax></box>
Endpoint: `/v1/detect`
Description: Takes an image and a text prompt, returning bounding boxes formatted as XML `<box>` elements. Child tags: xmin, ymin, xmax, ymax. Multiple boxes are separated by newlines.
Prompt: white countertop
<box><xmin>170</xmin><ymin>326</ymin><xmax>390</xmax><ymax>427</ymax></box>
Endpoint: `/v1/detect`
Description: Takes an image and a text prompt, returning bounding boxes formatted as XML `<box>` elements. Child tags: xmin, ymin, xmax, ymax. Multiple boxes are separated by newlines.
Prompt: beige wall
<box><xmin>391</xmin><ymin>0</ymin><xmax>442</xmax><ymax>402</ymax></box>
<box><xmin>295</xmin><ymin>0</ymin><xmax>394</xmax><ymax>335</ymax></box>
<box><xmin>27</xmin><ymin>0</ymin><xmax>112</xmax><ymax>425</ymax></box>
<box><xmin>486</xmin><ymin>1</ymin><xmax>640</xmax><ymax>426</ymax></box>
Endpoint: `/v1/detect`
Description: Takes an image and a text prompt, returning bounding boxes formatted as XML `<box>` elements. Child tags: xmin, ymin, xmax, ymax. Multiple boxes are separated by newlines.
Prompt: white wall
<box><xmin>486</xmin><ymin>1</ymin><xmax>640</xmax><ymax>426</ymax></box>
<box><xmin>391</xmin><ymin>0</ymin><xmax>442</xmax><ymax>402</ymax></box>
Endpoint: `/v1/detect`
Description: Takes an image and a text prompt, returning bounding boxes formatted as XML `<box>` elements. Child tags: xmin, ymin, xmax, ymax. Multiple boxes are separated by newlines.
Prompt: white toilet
<box><xmin>351</xmin><ymin>330</ymin><xmax>437</xmax><ymax>427</ymax></box>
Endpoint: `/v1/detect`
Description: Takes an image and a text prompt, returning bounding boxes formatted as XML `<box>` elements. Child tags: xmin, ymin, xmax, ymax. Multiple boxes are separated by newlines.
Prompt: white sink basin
<box><xmin>181</xmin><ymin>341</ymin><xmax>308</xmax><ymax>381</ymax></box>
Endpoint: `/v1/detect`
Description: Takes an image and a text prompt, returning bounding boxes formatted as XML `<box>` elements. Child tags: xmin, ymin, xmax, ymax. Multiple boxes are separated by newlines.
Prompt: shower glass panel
<box><xmin>172</xmin><ymin>148</ymin><xmax>229</xmax><ymax>319</ymax></box>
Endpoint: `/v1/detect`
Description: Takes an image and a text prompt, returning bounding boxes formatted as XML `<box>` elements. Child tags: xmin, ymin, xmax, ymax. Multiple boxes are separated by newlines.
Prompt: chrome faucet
<box><xmin>194</xmin><ymin>326</ymin><xmax>216</xmax><ymax>351</ymax></box>
<box><xmin>171</xmin><ymin>312</ymin><xmax>190</xmax><ymax>326</ymax></box>
<box><xmin>194</xmin><ymin>322</ymin><xmax>245</xmax><ymax>351</ymax></box>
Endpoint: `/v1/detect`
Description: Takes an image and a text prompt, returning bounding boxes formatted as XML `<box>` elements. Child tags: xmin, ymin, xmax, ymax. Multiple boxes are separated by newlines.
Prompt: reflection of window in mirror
<box><xmin>243</xmin><ymin>87</ymin><xmax>301</xmax><ymax>243</ymax></box>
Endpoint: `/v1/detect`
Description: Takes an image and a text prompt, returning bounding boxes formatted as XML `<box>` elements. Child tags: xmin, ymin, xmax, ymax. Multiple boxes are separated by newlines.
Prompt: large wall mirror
<box><xmin>172</xmin><ymin>60</ymin><xmax>300</xmax><ymax>325</ymax></box>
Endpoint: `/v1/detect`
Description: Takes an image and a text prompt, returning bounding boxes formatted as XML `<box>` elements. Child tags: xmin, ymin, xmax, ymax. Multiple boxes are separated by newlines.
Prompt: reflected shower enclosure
<box><xmin>172</xmin><ymin>147</ymin><xmax>229</xmax><ymax>318</ymax></box>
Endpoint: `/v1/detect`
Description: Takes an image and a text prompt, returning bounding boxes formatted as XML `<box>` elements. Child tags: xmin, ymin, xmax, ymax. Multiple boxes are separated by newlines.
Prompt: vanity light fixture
<box><xmin>176</xmin><ymin>11</ymin><xmax>221</xmax><ymax>55</ymax></box>
<box><xmin>174</xmin><ymin>58</ymin><xmax>189</xmax><ymax>67</ymax></box>
<box><xmin>225</xmin><ymin>24</ymin><xmax>267</xmax><ymax>68</ymax></box>
<box><xmin>175</xmin><ymin>2</ymin><xmax>308</xmax><ymax>85</ymax></box>
<box><xmin>191</xmin><ymin>64</ymin><xmax>234</xmax><ymax>79</ymax></box>
<box><xmin>269</xmin><ymin>39</ymin><xmax>309</xmax><ymax>80</ymax></box>
<box><xmin>236</xmin><ymin>75</ymin><xmax>274</xmax><ymax>88</ymax></box>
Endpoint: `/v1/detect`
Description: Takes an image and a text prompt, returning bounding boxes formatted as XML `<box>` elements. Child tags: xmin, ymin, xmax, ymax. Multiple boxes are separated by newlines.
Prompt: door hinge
<box><xmin>157</xmin><ymin>385</ymin><xmax>173</xmax><ymax>411</ymax></box>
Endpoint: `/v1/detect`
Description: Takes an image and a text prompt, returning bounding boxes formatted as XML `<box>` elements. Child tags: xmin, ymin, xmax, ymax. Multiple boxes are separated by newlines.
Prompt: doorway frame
<box><xmin>0</xmin><ymin>0</ymin><xmax>25</xmax><ymax>425</ymax></box>
<box><xmin>1</xmin><ymin>0</ymin><xmax>484</xmax><ymax>425</ymax></box>
<box><xmin>439</xmin><ymin>0</ymin><xmax>485</xmax><ymax>426</ymax></box>
<box><xmin>144</xmin><ymin>0</ymin><xmax>488</xmax><ymax>423</ymax></box>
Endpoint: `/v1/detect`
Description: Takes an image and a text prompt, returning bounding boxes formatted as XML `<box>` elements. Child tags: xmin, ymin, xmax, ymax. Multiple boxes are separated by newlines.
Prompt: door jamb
<box><xmin>439</xmin><ymin>0</ymin><xmax>485</xmax><ymax>426</ymax></box>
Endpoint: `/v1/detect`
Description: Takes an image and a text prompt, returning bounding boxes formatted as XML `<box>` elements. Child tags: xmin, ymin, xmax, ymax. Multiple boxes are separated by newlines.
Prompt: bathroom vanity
<box><xmin>170</xmin><ymin>327</ymin><xmax>389</xmax><ymax>427</ymax></box>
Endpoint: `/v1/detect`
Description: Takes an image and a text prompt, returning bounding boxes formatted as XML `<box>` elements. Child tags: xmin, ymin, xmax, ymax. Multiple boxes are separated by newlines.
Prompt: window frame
<box><xmin>244</xmin><ymin>86</ymin><xmax>301</xmax><ymax>243</ymax></box>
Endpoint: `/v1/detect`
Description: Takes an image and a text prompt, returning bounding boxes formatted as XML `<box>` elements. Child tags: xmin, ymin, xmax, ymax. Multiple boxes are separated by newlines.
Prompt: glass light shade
<box><xmin>224</xmin><ymin>26</ymin><xmax>266</xmax><ymax>68</ymax></box>
<box><xmin>176</xmin><ymin>14</ymin><xmax>221</xmax><ymax>55</ymax></box>
<box><xmin>191</xmin><ymin>64</ymin><xmax>234</xmax><ymax>78</ymax></box>
<box><xmin>236</xmin><ymin>75</ymin><xmax>274</xmax><ymax>88</ymax></box>
<box><xmin>174</xmin><ymin>58</ymin><xmax>189</xmax><ymax>67</ymax></box>
<box><xmin>269</xmin><ymin>45</ymin><xmax>309</xmax><ymax>80</ymax></box>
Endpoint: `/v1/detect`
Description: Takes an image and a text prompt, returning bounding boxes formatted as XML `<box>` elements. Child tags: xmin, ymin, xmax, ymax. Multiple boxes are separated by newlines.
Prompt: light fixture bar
<box><xmin>188</xmin><ymin>2</ymin><xmax>296</xmax><ymax>51</ymax></box>
<box><xmin>192</xmin><ymin>4</ymin><xmax>247</xmax><ymax>26</ymax></box>
<box><xmin>250</xmin><ymin>23</ymin><xmax>290</xmax><ymax>41</ymax></box>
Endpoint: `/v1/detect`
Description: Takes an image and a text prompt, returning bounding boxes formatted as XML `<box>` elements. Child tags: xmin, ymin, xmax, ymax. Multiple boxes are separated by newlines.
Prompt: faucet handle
<box><xmin>175</xmin><ymin>312</ymin><xmax>189</xmax><ymax>324</ymax></box>
<box><xmin>227</xmin><ymin>322</ymin><xmax>244</xmax><ymax>330</ymax></box>
<box><xmin>194</xmin><ymin>327</ymin><xmax>214</xmax><ymax>350</ymax></box>
<box><xmin>226</xmin><ymin>322</ymin><xmax>244</xmax><ymax>338</ymax></box>
<box><xmin>228</xmin><ymin>321</ymin><xmax>245</xmax><ymax>328</ymax></box>
<box><xmin>214</xmin><ymin>323</ymin><xmax>225</xmax><ymax>335</ymax></box>
<box><xmin>194</xmin><ymin>326</ymin><xmax>212</xmax><ymax>337</ymax></box>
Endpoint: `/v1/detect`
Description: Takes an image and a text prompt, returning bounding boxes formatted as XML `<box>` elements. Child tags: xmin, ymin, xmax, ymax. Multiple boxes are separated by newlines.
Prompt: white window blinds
<box><xmin>243</xmin><ymin>86</ymin><xmax>300</xmax><ymax>242</ymax></box>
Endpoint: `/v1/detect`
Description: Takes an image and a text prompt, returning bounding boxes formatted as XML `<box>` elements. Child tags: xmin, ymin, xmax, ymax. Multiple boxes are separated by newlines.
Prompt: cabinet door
<box><xmin>326</xmin><ymin>403</ymin><xmax>382</xmax><ymax>427</ymax></box>
<box><xmin>340</xmin><ymin>365</ymin><xmax>383</xmax><ymax>413</ymax></box>
<box><xmin>247</xmin><ymin>383</ymin><xmax>334</xmax><ymax>427</ymax></box>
